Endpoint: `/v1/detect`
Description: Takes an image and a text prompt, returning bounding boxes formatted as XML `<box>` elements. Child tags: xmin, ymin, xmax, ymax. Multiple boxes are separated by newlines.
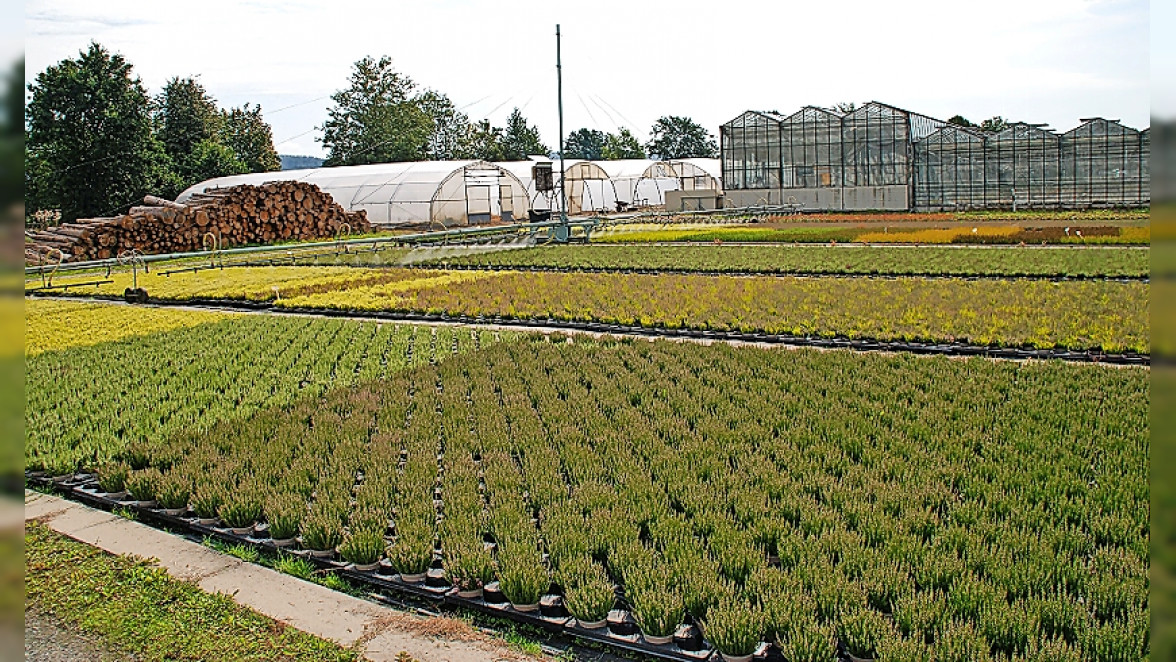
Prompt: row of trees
<box><xmin>26</xmin><ymin>42</ymin><xmax>280</xmax><ymax>224</ymax></box>
<box><xmin>321</xmin><ymin>56</ymin><xmax>718</xmax><ymax>165</ymax></box>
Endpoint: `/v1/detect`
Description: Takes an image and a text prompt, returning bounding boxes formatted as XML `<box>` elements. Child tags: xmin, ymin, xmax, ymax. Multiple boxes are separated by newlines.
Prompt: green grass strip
<box><xmin>25</xmin><ymin>521</ymin><xmax>359</xmax><ymax>661</ymax></box>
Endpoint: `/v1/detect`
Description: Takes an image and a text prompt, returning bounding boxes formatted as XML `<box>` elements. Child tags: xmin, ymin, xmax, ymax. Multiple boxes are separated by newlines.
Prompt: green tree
<box><xmin>947</xmin><ymin>115</ymin><xmax>975</xmax><ymax>128</ymax></box>
<box><xmin>187</xmin><ymin>139</ymin><xmax>247</xmax><ymax>183</ymax></box>
<box><xmin>563</xmin><ymin>128</ymin><xmax>606</xmax><ymax>160</ymax></box>
<box><xmin>500</xmin><ymin>108</ymin><xmax>547</xmax><ymax>160</ymax></box>
<box><xmin>980</xmin><ymin>116</ymin><xmax>1008</xmax><ymax>133</ymax></box>
<box><xmin>1</xmin><ymin>59</ymin><xmax>22</xmax><ymax>211</ymax></box>
<box><xmin>418</xmin><ymin>90</ymin><xmax>471</xmax><ymax>161</ymax></box>
<box><xmin>219</xmin><ymin>103</ymin><xmax>280</xmax><ymax>172</ymax></box>
<box><xmin>26</xmin><ymin>42</ymin><xmax>171</xmax><ymax>222</ymax></box>
<box><xmin>320</xmin><ymin>56</ymin><xmax>430</xmax><ymax>166</ymax></box>
<box><xmin>156</xmin><ymin>76</ymin><xmax>220</xmax><ymax>178</ymax></box>
<box><xmin>644</xmin><ymin>116</ymin><xmax>717</xmax><ymax>159</ymax></box>
<box><xmin>603</xmin><ymin>127</ymin><xmax>645</xmax><ymax>160</ymax></box>
<box><xmin>462</xmin><ymin>120</ymin><xmax>506</xmax><ymax>161</ymax></box>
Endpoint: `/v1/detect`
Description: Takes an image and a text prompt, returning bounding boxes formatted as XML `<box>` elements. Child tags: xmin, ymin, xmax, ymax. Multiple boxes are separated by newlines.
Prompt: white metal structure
<box><xmin>176</xmin><ymin>161</ymin><xmax>531</xmax><ymax>228</ymax></box>
<box><xmin>668</xmin><ymin>158</ymin><xmax>723</xmax><ymax>192</ymax></box>
<box><xmin>593</xmin><ymin>159</ymin><xmax>680</xmax><ymax>207</ymax></box>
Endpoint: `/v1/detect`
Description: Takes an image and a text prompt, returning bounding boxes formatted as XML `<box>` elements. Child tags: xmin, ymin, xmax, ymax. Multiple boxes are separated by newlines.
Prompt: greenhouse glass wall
<box><xmin>721</xmin><ymin>102</ymin><xmax>1150</xmax><ymax>211</ymax></box>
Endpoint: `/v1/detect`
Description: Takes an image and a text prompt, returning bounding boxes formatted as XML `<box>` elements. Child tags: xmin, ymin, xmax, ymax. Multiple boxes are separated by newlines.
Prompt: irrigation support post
<box><xmin>554</xmin><ymin>23</ymin><xmax>570</xmax><ymax>243</ymax></box>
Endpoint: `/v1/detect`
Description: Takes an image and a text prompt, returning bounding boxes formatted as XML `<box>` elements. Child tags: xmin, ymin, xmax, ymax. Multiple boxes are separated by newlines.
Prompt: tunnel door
<box><xmin>499</xmin><ymin>184</ymin><xmax>514</xmax><ymax>222</ymax></box>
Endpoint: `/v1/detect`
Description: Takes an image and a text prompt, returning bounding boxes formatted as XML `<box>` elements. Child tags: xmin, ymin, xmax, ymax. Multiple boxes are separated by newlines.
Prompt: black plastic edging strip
<box><xmin>26</xmin><ymin>293</ymin><xmax>1149</xmax><ymax>366</ymax></box>
<box><xmin>31</xmin><ymin>476</ymin><xmax>715</xmax><ymax>662</ymax></box>
<box><xmin>405</xmin><ymin>262</ymin><xmax>1150</xmax><ymax>283</ymax></box>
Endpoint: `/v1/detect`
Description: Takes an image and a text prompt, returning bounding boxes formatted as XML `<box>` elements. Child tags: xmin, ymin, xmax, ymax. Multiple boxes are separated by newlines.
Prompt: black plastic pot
<box><xmin>607</xmin><ymin>609</ymin><xmax>638</xmax><ymax>636</ymax></box>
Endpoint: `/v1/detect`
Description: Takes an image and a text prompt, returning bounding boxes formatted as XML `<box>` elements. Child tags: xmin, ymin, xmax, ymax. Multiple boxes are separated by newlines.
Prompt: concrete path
<box><xmin>25</xmin><ymin>490</ymin><xmax>534</xmax><ymax>662</ymax></box>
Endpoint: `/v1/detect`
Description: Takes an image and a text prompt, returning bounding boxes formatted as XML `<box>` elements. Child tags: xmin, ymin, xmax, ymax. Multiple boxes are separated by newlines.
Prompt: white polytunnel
<box><xmin>668</xmin><ymin>158</ymin><xmax>723</xmax><ymax>192</ymax></box>
<box><xmin>593</xmin><ymin>159</ymin><xmax>680</xmax><ymax>207</ymax></box>
<box><xmin>176</xmin><ymin>160</ymin><xmax>531</xmax><ymax>228</ymax></box>
<box><xmin>496</xmin><ymin>159</ymin><xmax>557</xmax><ymax>215</ymax></box>
<box><xmin>558</xmin><ymin>160</ymin><xmax>617</xmax><ymax>215</ymax></box>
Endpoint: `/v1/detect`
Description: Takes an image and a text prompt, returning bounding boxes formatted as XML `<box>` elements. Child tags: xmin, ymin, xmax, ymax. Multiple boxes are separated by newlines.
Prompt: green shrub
<box><xmin>1024</xmin><ymin>636</ymin><xmax>1083</xmax><ymax>662</ymax></box>
<box><xmin>219</xmin><ymin>490</ymin><xmax>263</xmax><ymax>528</ymax></box>
<box><xmin>702</xmin><ymin>597</ymin><xmax>764</xmax><ymax>657</ymax></box>
<box><xmin>263</xmin><ymin>493</ymin><xmax>305</xmax><ymax>540</ymax></box>
<box><xmin>445</xmin><ymin>545</ymin><xmax>495</xmax><ymax>591</ymax></box>
<box><xmin>386</xmin><ymin>525</ymin><xmax>435</xmax><ymax>575</ymax></box>
<box><xmin>301</xmin><ymin>511</ymin><xmax>344</xmax><ymax>552</ymax></box>
<box><xmin>629</xmin><ymin>586</ymin><xmax>684</xmax><ymax>638</ymax></box>
<box><xmin>874</xmin><ymin>632</ymin><xmax>932</xmax><ymax>662</ymax></box>
<box><xmin>126</xmin><ymin>468</ymin><xmax>162</xmax><ymax>502</ymax></box>
<box><xmin>96</xmin><ymin>461</ymin><xmax>129</xmax><ymax>494</ymax></box>
<box><xmin>775</xmin><ymin>617</ymin><xmax>833</xmax><ymax>662</ymax></box>
<box><xmin>936</xmin><ymin>620</ymin><xmax>990</xmax><ymax>662</ymax></box>
<box><xmin>837</xmin><ymin>608</ymin><xmax>891</xmax><ymax>658</ymax></box>
<box><xmin>497</xmin><ymin>548</ymin><xmax>550</xmax><ymax>606</ymax></box>
<box><xmin>339</xmin><ymin>528</ymin><xmax>385</xmax><ymax>565</ymax></box>
<box><xmin>894</xmin><ymin>590</ymin><xmax>947</xmax><ymax>645</ymax></box>
<box><xmin>155</xmin><ymin>473</ymin><xmax>190</xmax><ymax>509</ymax></box>
<box><xmin>563</xmin><ymin>560</ymin><xmax>616</xmax><ymax>622</ymax></box>
<box><xmin>979</xmin><ymin>600</ymin><xmax>1035</xmax><ymax>656</ymax></box>
<box><xmin>190</xmin><ymin>482</ymin><xmax>225</xmax><ymax>519</ymax></box>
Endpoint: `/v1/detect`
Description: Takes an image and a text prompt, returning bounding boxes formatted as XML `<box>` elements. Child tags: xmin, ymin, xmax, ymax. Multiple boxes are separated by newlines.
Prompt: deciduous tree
<box><xmin>320</xmin><ymin>56</ymin><xmax>430</xmax><ymax>166</ymax></box>
<box><xmin>644</xmin><ymin>116</ymin><xmax>717</xmax><ymax>159</ymax></box>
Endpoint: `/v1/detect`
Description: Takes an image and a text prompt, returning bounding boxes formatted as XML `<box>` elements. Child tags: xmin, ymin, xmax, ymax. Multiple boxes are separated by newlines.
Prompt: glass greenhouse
<box><xmin>721</xmin><ymin>101</ymin><xmax>1149</xmax><ymax>211</ymax></box>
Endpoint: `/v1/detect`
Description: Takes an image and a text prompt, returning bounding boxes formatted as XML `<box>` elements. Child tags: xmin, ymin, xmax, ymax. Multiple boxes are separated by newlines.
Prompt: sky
<box><xmin>25</xmin><ymin>0</ymin><xmax>1153</xmax><ymax>159</ymax></box>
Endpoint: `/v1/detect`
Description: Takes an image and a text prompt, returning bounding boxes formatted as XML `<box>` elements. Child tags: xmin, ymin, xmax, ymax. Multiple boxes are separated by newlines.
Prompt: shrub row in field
<box><xmin>280</xmin><ymin>270</ymin><xmax>1149</xmax><ymax>354</ymax></box>
<box><xmin>597</xmin><ymin>224</ymin><xmax>1149</xmax><ymax>245</ymax></box>
<box><xmin>84</xmin><ymin>338</ymin><xmax>1148</xmax><ymax>662</ymax></box>
<box><xmin>418</xmin><ymin>244</ymin><xmax>1150</xmax><ymax>278</ymax></box>
<box><xmin>25</xmin><ymin>304</ymin><xmax>503</xmax><ymax>473</ymax></box>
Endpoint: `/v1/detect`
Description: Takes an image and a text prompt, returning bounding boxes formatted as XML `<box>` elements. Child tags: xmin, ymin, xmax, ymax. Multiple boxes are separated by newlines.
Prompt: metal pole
<box><xmin>556</xmin><ymin>24</ymin><xmax>568</xmax><ymax>223</ymax></box>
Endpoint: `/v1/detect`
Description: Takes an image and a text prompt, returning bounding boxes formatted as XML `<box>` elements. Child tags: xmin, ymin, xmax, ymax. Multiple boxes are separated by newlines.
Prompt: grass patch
<box><xmin>25</xmin><ymin>521</ymin><xmax>359</xmax><ymax>661</ymax></box>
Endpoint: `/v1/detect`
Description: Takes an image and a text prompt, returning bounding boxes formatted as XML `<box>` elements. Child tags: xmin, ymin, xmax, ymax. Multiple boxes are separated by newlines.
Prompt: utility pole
<box><xmin>556</xmin><ymin>24</ymin><xmax>568</xmax><ymax>224</ymax></box>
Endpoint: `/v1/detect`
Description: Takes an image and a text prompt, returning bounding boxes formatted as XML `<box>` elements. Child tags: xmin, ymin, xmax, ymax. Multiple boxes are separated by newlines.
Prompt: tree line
<box><xmin>26</xmin><ymin>43</ymin><xmax>280</xmax><ymax>225</ymax></box>
<box><xmin>319</xmin><ymin>55</ymin><xmax>718</xmax><ymax>165</ymax></box>
<box><xmin>26</xmin><ymin>44</ymin><xmax>719</xmax><ymax>225</ymax></box>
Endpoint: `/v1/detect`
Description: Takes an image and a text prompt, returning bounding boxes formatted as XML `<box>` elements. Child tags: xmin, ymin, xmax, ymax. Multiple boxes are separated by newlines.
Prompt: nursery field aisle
<box><xmin>25</xmin><ymin>491</ymin><xmax>539</xmax><ymax>662</ymax></box>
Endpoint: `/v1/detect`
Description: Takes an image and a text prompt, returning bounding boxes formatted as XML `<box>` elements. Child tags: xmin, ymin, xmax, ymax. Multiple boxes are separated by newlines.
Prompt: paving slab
<box><xmin>197</xmin><ymin>561</ymin><xmax>381</xmax><ymax>646</ymax></box>
<box><xmin>24</xmin><ymin>490</ymin><xmax>530</xmax><ymax>661</ymax></box>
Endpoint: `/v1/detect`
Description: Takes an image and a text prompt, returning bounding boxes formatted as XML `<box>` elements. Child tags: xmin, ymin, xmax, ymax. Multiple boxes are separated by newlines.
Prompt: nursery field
<box><xmin>38</xmin><ymin>267</ymin><xmax>1150</xmax><ymax>353</ymax></box>
<box><xmin>47</xmin><ymin>327</ymin><xmax>1149</xmax><ymax>662</ymax></box>
<box><xmin>25</xmin><ymin>298</ymin><xmax>506</xmax><ymax>474</ymax></box>
<box><xmin>595</xmin><ymin>224</ymin><xmax>1150</xmax><ymax>245</ymax></box>
<box><xmin>417</xmin><ymin>244</ymin><xmax>1150</xmax><ymax>278</ymax></box>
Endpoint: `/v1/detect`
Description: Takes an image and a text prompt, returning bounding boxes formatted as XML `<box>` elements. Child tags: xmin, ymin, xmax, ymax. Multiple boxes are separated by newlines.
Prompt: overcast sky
<box><xmin>25</xmin><ymin>0</ymin><xmax>1153</xmax><ymax>159</ymax></box>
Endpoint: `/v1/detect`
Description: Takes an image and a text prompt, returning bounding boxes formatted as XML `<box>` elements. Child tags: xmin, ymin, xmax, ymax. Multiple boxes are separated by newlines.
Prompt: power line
<box><xmin>265</xmin><ymin>94</ymin><xmax>331</xmax><ymax>115</ymax></box>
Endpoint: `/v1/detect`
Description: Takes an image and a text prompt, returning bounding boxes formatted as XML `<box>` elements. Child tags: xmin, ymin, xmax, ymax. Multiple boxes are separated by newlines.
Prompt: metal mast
<box><xmin>556</xmin><ymin>24</ymin><xmax>568</xmax><ymax>223</ymax></box>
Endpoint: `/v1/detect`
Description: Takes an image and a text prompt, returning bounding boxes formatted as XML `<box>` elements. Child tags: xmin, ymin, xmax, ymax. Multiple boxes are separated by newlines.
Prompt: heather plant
<box><xmin>126</xmin><ymin>468</ymin><xmax>162</xmax><ymax>503</ymax></box>
<box><xmin>155</xmin><ymin>472</ymin><xmax>191</xmax><ymax>510</ymax></box>
<box><xmin>497</xmin><ymin>547</ymin><xmax>550</xmax><ymax>606</ymax></box>
<box><xmin>562</xmin><ymin>560</ymin><xmax>616</xmax><ymax>623</ymax></box>
<box><xmin>301</xmin><ymin>510</ymin><xmax>344</xmax><ymax>552</ymax></box>
<box><xmin>263</xmin><ymin>493</ymin><xmax>305</xmax><ymax>540</ymax></box>
<box><xmin>702</xmin><ymin>596</ymin><xmax>765</xmax><ymax>657</ymax></box>
<box><xmin>96</xmin><ymin>461</ymin><xmax>130</xmax><ymax>494</ymax></box>
<box><xmin>339</xmin><ymin>527</ymin><xmax>385</xmax><ymax>566</ymax></box>
<box><xmin>838</xmin><ymin>607</ymin><xmax>891</xmax><ymax>659</ymax></box>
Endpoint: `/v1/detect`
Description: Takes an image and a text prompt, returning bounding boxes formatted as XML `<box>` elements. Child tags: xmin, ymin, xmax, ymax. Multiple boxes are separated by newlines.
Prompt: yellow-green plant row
<box><xmin>26</xmin><ymin>310</ymin><xmax>505</xmax><ymax>473</ymax></box>
<box><xmin>420</xmin><ymin>244</ymin><xmax>1150</xmax><ymax>278</ymax></box>
<box><xmin>86</xmin><ymin>338</ymin><xmax>1148</xmax><ymax>661</ymax></box>
<box><xmin>26</xmin><ymin>299</ymin><xmax>236</xmax><ymax>356</ymax></box>
<box><xmin>38</xmin><ymin>266</ymin><xmax>426</xmax><ymax>301</ymax></box>
<box><xmin>276</xmin><ymin>271</ymin><xmax>1149</xmax><ymax>354</ymax></box>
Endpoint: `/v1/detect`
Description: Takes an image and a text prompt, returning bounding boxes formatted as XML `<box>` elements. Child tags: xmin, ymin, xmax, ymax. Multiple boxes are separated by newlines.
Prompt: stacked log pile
<box><xmin>26</xmin><ymin>182</ymin><xmax>369</xmax><ymax>264</ymax></box>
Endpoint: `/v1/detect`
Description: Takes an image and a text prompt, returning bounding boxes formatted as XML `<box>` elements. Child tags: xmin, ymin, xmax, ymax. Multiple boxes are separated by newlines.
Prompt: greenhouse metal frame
<box><xmin>721</xmin><ymin>101</ymin><xmax>1150</xmax><ymax>211</ymax></box>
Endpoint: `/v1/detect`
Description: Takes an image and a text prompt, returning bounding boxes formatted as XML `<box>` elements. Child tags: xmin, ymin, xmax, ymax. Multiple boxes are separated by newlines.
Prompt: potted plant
<box><xmin>219</xmin><ymin>491</ymin><xmax>262</xmax><ymax>536</ymax></box>
<box><xmin>126</xmin><ymin>468</ymin><xmax>162</xmax><ymax>508</ymax></box>
<box><xmin>776</xmin><ymin>618</ymin><xmax>836</xmax><ymax>662</ymax></box>
<box><xmin>701</xmin><ymin>597</ymin><xmax>764</xmax><ymax>662</ymax></box>
<box><xmin>838</xmin><ymin>608</ymin><xmax>890</xmax><ymax>661</ymax></box>
<box><xmin>339</xmin><ymin>527</ymin><xmax>385</xmax><ymax>571</ymax></box>
<box><xmin>630</xmin><ymin>587</ymin><xmax>684</xmax><ymax>645</ymax></box>
<box><xmin>386</xmin><ymin>530</ymin><xmax>434</xmax><ymax>582</ymax></box>
<box><xmin>564</xmin><ymin>566</ymin><xmax>617</xmax><ymax>628</ymax></box>
<box><xmin>96</xmin><ymin>462</ymin><xmax>130</xmax><ymax>499</ymax></box>
<box><xmin>301</xmin><ymin>511</ymin><xmax>344</xmax><ymax>558</ymax></box>
<box><xmin>264</xmin><ymin>494</ymin><xmax>305</xmax><ymax>547</ymax></box>
<box><xmin>446</xmin><ymin>546</ymin><xmax>496</xmax><ymax>599</ymax></box>
<box><xmin>190</xmin><ymin>483</ymin><xmax>224</xmax><ymax>525</ymax></box>
<box><xmin>155</xmin><ymin>473</ymin><xmax>191</xmax><ymax>516</ymax></box>
<box><xmin>497</xmin><ymin>549</ymin><xmax>550</xmax><ymax>612</ymax></box>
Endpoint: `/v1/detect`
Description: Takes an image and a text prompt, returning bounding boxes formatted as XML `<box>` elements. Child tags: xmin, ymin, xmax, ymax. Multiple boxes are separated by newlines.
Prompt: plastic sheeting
<box><xmin>177</xmin><ymin>161</ymin><xmax>531</xmax><ymax>227</ymax></box>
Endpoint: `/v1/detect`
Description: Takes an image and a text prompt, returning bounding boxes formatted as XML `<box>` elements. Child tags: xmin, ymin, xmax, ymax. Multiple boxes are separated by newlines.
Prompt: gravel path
<box><xmin>24</xmin><ymin>610</ymin><xmax>129</xmax><ymax>662</ymax></box>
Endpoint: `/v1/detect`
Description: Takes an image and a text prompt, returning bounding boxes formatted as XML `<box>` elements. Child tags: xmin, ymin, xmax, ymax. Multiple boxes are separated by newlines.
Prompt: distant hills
<box><xmin>280</xmin><ymin>155</ymin><xmax>325</xmax><ymax>170</ymax></box>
